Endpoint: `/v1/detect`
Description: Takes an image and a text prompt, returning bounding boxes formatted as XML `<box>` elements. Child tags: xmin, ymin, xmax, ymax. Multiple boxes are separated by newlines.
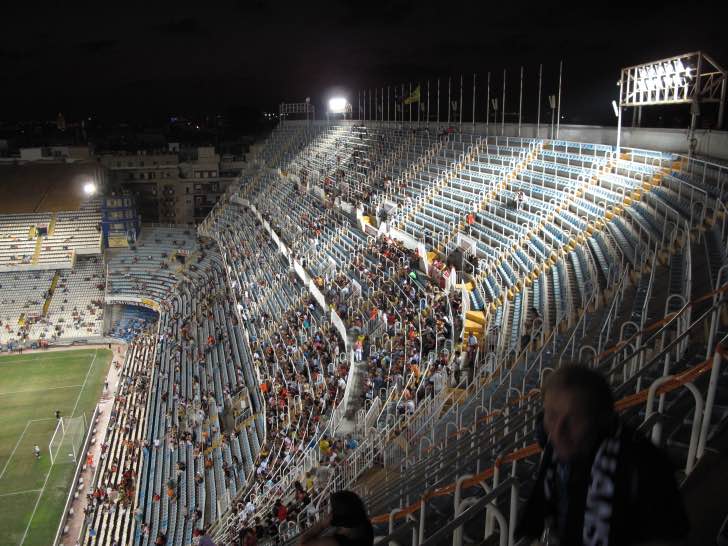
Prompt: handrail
<box><xmin>369</xmin><ymin>343</ymin><xmax>722</xmax><ymax>526</ymax></box>
<box><xmin>596</xmin><ymin>281</ymin><xmax>728</xmax><ymax>366</ymax></box>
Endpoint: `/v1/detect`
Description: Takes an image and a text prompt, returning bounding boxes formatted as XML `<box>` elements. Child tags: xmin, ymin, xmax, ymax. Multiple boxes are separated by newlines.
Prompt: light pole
<box><xmin>615</xmin><ymin>78</ymin><xmax>624</xmax><ymax>158</ymax></box>
<box><xmin>548</xmin><ymin>95</ymin><xmax>556</xmax><ymax>139</ymax></box>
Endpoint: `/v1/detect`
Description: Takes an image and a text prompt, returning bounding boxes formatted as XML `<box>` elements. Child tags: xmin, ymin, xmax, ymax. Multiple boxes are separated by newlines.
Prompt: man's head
<box><xmin>542</xmin><ymin>364</ymin><xmax>616</xmax><ymax>463</ymax></box>
<box><xmin>330</xmin><ymin>490</ymin><xmax>369</xmax><ymax>528</ymax></box>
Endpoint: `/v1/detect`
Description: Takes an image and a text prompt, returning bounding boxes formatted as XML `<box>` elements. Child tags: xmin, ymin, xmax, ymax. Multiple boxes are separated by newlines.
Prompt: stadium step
<box><xmin>48</xmin><ymin>212</ymin><xmax>57</xmax><ymax>235</ymax></box>
<box><xmin>355</xmin><ymin>466</ymin><xmax>390</xmax><ymax>497</ymax></box>
<box><xmin>464</xmin><ymin>318</ymin><xmax>484</xmax><ymax>335</ymax></box>
<box><xmin>42</xmin><ymin>271</ymin><xmax>60</xmax><ymax>316</ymax></box>
<box><xmin>440</xmin><ymin>387</ymin><xmax>468</xmax><ymax>413</ymax></box>
<box><xmin>31</xmin><ymin>236</ymin><xmax>42</xmax><ymax>264</ymax></box>
<box><xmin>466</xmin><ymin>310</ymin><xmax>486</xmax><ymax>326</ymax></box>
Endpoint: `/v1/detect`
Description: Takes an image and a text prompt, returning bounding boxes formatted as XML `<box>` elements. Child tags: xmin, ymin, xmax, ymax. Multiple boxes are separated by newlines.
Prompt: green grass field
<box><xmin>0</xmin><ymin>348</ymin><xmax>112</xmax><ymax>546</ymax></box>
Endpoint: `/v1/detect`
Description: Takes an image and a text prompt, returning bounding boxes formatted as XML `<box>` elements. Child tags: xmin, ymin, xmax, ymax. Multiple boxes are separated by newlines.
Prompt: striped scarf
<box><xmin>543</xmin><ymin>425</ymin><xmax>622</xmax><ymax>546</ymax></box>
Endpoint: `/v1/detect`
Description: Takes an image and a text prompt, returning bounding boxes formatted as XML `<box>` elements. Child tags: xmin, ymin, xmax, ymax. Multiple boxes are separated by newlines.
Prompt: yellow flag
<box><xmin>404</xmin><ymin>85</ymin><xmax>421</xmax><ymax>105</ymax></box>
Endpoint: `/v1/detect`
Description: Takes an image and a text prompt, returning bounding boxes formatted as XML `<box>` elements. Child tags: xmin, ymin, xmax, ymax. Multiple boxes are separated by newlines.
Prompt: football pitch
<box><xmin>0</xmin><ymin>348</ymin><xmax>112</xmax><ymax>546</ymax></box>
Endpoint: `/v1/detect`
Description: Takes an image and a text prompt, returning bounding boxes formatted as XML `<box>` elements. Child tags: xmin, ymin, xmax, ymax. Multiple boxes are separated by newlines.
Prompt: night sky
<box><xmin>1</xmin><ymin>1</ymin><xmax>726</xmax><ymax>126</ymax></box>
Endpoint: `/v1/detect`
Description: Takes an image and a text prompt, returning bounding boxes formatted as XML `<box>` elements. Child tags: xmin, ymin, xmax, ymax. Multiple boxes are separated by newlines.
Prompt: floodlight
<box><xmin>611</xmin><ymin>100</ymin><xmax>619</xmax><ymax>118</ymax></box>
<box><xmin>83</xmin><ymin>182</ymin><xmax>97</xmax><ymax>196</ymax></box>
<box><xmin>328</xmin><ymin>97</ymin><xmax>347</xmax><ymax>113</ymax></box>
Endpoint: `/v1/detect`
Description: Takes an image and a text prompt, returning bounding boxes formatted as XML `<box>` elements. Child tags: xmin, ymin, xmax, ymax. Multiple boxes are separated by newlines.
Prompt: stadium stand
<box><xmin>31</xmin><ymin>257</ymin><xmax>105</xmax><ymax>341</ymax></box>
<box><xmin>5</xmin><ymin>119</ymin><xmax>727</xmax><ymax>546</ymax></box>
<box><xmin>0</xmin><ymin>199</ymin><xmax>102</xmax><ymax>269</ymax></box>
<box><xmin>0</xmin><ymin>269</ymin><xmax>56</xmax><ymax>345</ymax></box>
<box><xmin>80</xmin><ymin>336</ymin><xmax>155</xmax><ymax>545</ymax></box>
<box><xmin>105</xmin><ymin>226</ymin><xmax>208</xmax><ymax>304</ymax></box>
<box><xmin>108</xmin><ymin>306</ymin><xmax>159</xmax><ymax>342</ymax></box>
<box><xmin>202</xmin><ymin>123</ymin><xmax>728</xmax><ymax>545</ymax></box>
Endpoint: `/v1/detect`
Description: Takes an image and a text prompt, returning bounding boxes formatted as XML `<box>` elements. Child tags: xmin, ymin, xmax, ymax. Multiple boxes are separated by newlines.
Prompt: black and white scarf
<box><xmin>543</xmin><ymin>425</ymin><xmax>622</xmax><ymax>546</ymax></box>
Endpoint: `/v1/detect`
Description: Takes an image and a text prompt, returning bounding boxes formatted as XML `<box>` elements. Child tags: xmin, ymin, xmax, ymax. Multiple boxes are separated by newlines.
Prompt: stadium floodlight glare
<box><xmin>612</xmin><ymin>100</ymin><xmax>619</xmax><ymax>118</ymax></box>
<box><xmin>83</xmin><ymin>182</ymin><xmax>97</xmax><ymax>196</ymax></box>
<box><xmin>328</xmin><ymin>97</ymin><xmax>348</xmax><ymax>114</ymax></box>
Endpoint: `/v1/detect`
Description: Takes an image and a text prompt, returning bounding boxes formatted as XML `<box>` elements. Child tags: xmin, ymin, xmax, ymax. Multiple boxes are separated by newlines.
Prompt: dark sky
<box><xmin>1</xmin><ymin>0</ymin><xmax>726</xmax><ymax>125</ymax></box>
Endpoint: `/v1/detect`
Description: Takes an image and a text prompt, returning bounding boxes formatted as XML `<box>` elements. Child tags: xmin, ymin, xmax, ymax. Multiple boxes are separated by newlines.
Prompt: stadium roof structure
<box><xmin>0</xmin><ymin>162</ymin><xmax>101</xmax><ymax>214</ymax></box>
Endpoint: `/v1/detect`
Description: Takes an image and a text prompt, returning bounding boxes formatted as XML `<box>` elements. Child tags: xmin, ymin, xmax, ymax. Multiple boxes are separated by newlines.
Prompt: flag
<box><xmin>404</xmin><ymin>85</ymin><xmax>421</xmax><ymax>105</ymax></box>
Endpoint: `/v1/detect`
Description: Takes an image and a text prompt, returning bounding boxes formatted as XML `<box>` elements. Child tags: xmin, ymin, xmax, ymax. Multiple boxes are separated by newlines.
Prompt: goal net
<box><xmin>49</xmin><ymin>415</ymin><xmax>87</xmax><ymax>465</ymax></box>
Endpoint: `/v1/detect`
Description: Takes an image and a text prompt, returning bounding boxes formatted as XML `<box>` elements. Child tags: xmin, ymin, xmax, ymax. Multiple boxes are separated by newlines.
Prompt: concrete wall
<box><xmin>484</xmin><ymin>123</ymin><xmax>728</xmax><ymax>161</ymax></box>
<box><xmin>282</xmin><ymin>119</ymin><xmax>728</xmax><ymax>161</ymax></box>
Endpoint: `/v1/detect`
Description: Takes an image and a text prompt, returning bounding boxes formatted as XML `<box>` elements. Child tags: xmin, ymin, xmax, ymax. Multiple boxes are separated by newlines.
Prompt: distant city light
<box><xmin>328</xmin><ymin>97</ymin><xmax>348</xmax><ymax>114</ymax></box>
<box><xmin>83</xmin><ymin>182</ymin><xmax>97</xmax><ymax>196</ymax></box>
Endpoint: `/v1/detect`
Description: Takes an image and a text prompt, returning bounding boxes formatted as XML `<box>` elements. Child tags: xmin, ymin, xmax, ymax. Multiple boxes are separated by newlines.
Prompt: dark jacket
<box><xmin>516</xmin><ymin>425</ymin><xmax>689</xmax><ymax>545</ymax></box>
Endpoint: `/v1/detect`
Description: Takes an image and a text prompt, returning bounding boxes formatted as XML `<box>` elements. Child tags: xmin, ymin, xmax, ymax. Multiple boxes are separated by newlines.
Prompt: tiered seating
<box><xmin>29</xmin><ymin>257</ymin><xmax>106</xmax><ymax>340</ymax></box>
<box><xmin>82</xmin><ymin>337</ymin><xmax>155</xmax><ymax>546</ymax></box>
<box><xmin>0</xmin><ymin>269</ymin><xmax>55</xmax><ymax>345</ymax></box>
<box><xmin>59</xmin><ymin>120</ymin><xmax>725</xmax><ymax>546</ymax></box>
<box><xmin>205</xmin><ymin>200</ymin><xmax>350</xmax><ymax>513</ymax></box>
<box><xmin>206</xmin><ymin>123</ymin><xmax>720</xmax><ymax>545</ymax></box>
<box><xmin>0</xmin><ymin>200</ymin><xmax>102</xmax><ymax>268</ymax></box>
<box><xmin>132</xmin><ymin>248</ymin><xmax>265</xmax><ymax>546</ymax></box>
<box><xmin>108</xmin><ymin>306</ymin><xmax>159</xmax><ymax>342</ymax></box>
<box><xmin>106</xmin><ymin>227</ymin><xmax>207</xmax><ymax>304</ymax></box>
<box><xmin>0</xmin><ymin>212</ymin><xmax>48</xmax><ymax>265</ymax></box>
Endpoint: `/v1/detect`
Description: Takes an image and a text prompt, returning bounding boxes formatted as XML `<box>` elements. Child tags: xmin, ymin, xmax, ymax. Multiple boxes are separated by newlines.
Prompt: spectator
<box><xmin>516</xmin><ymin>364</ymin><xmax>689</xmax><ymax>545</ymax></box>
<box><xmin>298</xmin><ymin>490</ymin><xmax>373</xmax><ymax>546</ymax></box>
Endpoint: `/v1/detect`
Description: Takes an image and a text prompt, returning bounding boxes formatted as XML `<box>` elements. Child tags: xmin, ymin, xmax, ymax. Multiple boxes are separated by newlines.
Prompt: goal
<box><xmin>49</xmin><ymin>415</ymin><xmax>87</xmax><ymax>465</ymax></box>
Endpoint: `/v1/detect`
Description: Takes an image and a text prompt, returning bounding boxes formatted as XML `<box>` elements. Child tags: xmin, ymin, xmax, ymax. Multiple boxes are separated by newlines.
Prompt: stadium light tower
<box><xmin>616</xmin><ymin>51</ymin><xmax>726</xmax><ymax>157</ymax></box>
<box><xmin>83</xmin><ymin>181</ymin><xmax>97</xmax><ymax>196</ymax></box>
<box><xmin>327</xmin><ymin>97</ymin><xmax>351</xmax><ymax>120</ymax></box>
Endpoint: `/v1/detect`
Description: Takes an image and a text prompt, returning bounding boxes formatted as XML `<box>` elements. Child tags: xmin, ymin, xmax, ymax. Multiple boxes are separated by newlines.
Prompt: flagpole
<box><xmin>437</xmin><ymin>78</ymin><xmax>440</xmax><ymax>125</ymax></box>
<box><xmin>374</xmin><ymin>87</ymin><xmax>379</xmax><ymax>121</ymax></box>
<box><xmin>358</xmin><ymin>91</ymin><xmax>361</xmax><ymax>121</ymax></box>
<box><xmin>459</xmin><ymin>74</ymin><xmax>463</xmax><ymax>127</ymax></box>
<box><xmin>518</xmin><ymin>66</ymin><xmax>524</xmax><ymax>137</ymax></box>
<box><xmin>417</xmin><ymin>83</ymin><xmax>421</xmax><ymax>124</ymax></box>
<box><xmin>427</xmin><ymin>80</ymin><xmax>430</xmax><ymax>126</ymax></box>
<box><xmin>401</xmin><ymin>83</ymin><xmax>405</xmax><ymax>126</ymax></box>
<box><xmin>369</xmin><ymin>89</ymin><xmax>373</xmax><ymax>122</ymax></box>
<box><xmin>556</xmin><ymin>60</ymin><xmax>563</xmax><ymax>139</ymax></box>
<box><xmin>472</xmin><ymin>73</ymin><xmax>476</xmax><ymax>127</ymax></box>
<box><xmin>537</xmin><ymin>64</ymin><xmax>543</xmax><ymax>138</ymax></box>
<box><xmin>447</xmin><ymin>76</ymin><xmax>451</xmax><ymax>124</ymax></box>
<box><xmin>381</xmin><ymin>87</ymin><xmax>384</xmax><ymax>124</ymax></box>
<box><xmin>486</xmin><ymin>72</ymin><xmax>490</xmax><ymax>137</ymax></box>
<box><xmin>501</xmin><ymin>69</ymin><xmax>506</xmax><ymax>136</ymax></box>
<box><xmin>363</xmin><ymin>89</ymin><xmax>366</xmax><ymax>121</ymax></box>
<box><xmin>409</xmin><ymin>82</ymin><xmax>412</xmax><ymax>124</ymax></box>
